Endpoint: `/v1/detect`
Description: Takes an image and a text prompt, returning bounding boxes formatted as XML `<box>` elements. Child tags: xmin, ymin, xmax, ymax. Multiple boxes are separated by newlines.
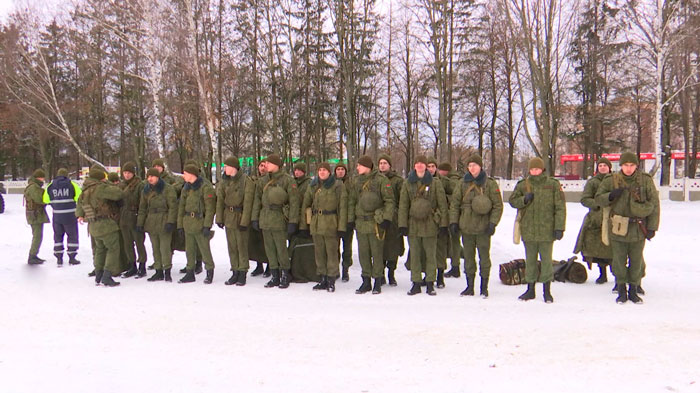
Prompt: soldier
<box><xmin>574</xmin><ymin>157</ymin><xmax>613</xmax><ymax>284</ymax></box>
<box><xmin>216</xmin><ymin>156</ymin><xmax>255</xmax><ymax>286</ymax></box>
<box><xmin>25</xmin><ymin>168</ymin><xmax>49</xmax><ymax>265</ymax></box>
<box><xmin>290</xmin><ymin>162</ymin><xmax>318</xmax><ymax>282</ymax></box>
<box><xmin>334</xmin><ymin>163</ymin><xmax>354</xmax><ymax>281</ymax></box>
<box><xmin>449</xmin><ymin>154</ymin><xmax>503</xmax><ymax>298</ymax></box>
<box><xmin>177</xmin><ymin>164</ymin><xmax>217</xmax><ymax>284</ymax></box>
<box><xmin>508</xmin><ymin>157</ymin><xmax>566</xmax><ymax>303</ymax></box>
<box><xmin>138</xmin><ymin>168</ymin><xmax>178</xmax><ymax>282</ymax></box>
<box><xmin>427</xmin><ymin>157</ymin><xmax>450</xmax><ymax>288</ymax></box>
<box><xmin>301</xmin><ymin>162</ymin><xmax>348</xmax><ymax>292</ymax></box>
<box><xmin>347</xmin><ymin>156</ymin><xmax>394</xmax><ymax>294</ymax></box>
<box><xmin>152</xmin><ymin>158</ymin><xmax>184</xmax><ymax>194</ymax></box>
<box><xmin>399</xmin><ymin>156</ymin><xmax>448</xmax><ymax>296</ymax></box>
<box><xmin>43</xmin><ymin>168</ymin><xmax>82</xmax><ymax>266</ymax></box>
<box><xmin>439</xmin><ymin>162</ymin><xmax>463</xmax><ymax>278</ymax></box>
<box><xmin>119</xmin><ymin>162</ymin><xmax>148</xmax><ymax>278</ymax></box>
<box><xmin>76</xmin><ymin>167</ymin><xmax>125</xmax><ymax>286</ymax></box>
<box><xmin>251</xmin><ymin>154</ymin><xmax>300</xmax><ymax>288</ymax></box>
<box><xmin>595</xmin><ymin>152</ymin><xmax>659</xmax><ymax>304</ymax></box>
<box><xmin>107</xmin><ymin>172</ymin><xmax>120</xmax><ymax>184</ymax></box>
<box><xmin>249</xmin><ymin>159</ymin><xmax>269</xmax><ymax>277</ymax></box>
<box><xmin>377</xmin><ymin>153</ymin><xmax>404</xmax><ymax>287</ymax></box>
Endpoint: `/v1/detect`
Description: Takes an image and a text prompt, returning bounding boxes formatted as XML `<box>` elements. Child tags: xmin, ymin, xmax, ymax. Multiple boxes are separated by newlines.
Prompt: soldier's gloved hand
<box><xmin>178</xmin><ymin>228</ymin><xmax>185</xmax><ymax>238</ymax></box>
<box><xmin>485</xmin><ymin>222</ymin><xmax>496</xmax><ymax>236</ymax></box>
<box><xmin>298</xmin><ymin>229</ymin><xmax>311</xmax><ymax>238</ymax></box>
<box><xmin>347</xmin><ymin>222</ymin><xmax>355</xmax><ymax>232</ymax></box>
<box><xmin>135</xmin><ymin>225</ymin><xmax>145</xmax><ymax>233</ymax></box>
<box><xmin>398</xmin><ymin>227</ymin><xmax>408</xmax><ymax>237</ymax></box>
<box><xmin>379</xmin><ymin>220</ymin><xmax>391</xmax><ymax>230</ymax></box>
<box><xmin>609</xmin><ymin>188</ymin><xmax>624</xmax><ymax>201</ymax></box>
<box><xmin>287</xmin><ymin>223</ymin><xmax>298</xmax><ymax>236</ymax></box>
<box><xmin>202</xmin><ymin>227</ymin><xmax>212</xmax><ymax>237</ymax></box>
<box><xmin>523</xmin><ymin>193</ymin><xmax>534</xmax><ymax>204</ymax></box>
<box><xmin>439</xmin><ymin>227</ymin><xmax>449</xmax><ymax>237</ymax></box>
<box><xmin>449</xmin><ymin>223</ymin><xmax>460</xmax><ymax>235</ymax></box>
<box><xmin>337</xmin><ymin>230</ymin><xmax>346</xmax><ymax>238</ymax></box>
<box><xmin>238</xmin><ymin>225</ymin><xmax>248</xmax><ymax>232</ymax></box>
<box><xmin>164</xmin><ymin>223</ymin><xmax>175</xmax><ymax>233</ymax></box>
<box><xmin>645</xmin><ymin>230</ymin><xmax>655</xmax><ymax>240</ymax></box>
<box><xmin>553</xmin><ymin>230</ymin><xmax>564</xmax><ymax>240</ymax></box>
<box><xmin>216</xmin><ymin>222</ymin><xmax>225</xmax><ymax>229</ymax></box>
<box><xmin>251</xmin><ymin>221</ymin><xmax>260</xmax><ymax>231</ymax></box>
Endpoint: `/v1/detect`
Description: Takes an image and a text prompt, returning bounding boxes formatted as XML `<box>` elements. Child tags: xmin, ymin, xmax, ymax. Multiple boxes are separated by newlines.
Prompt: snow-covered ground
<box><xmin>1</xmin><ymin>194</ymin><xmax>699</xmax><ymax>393</ymax></box>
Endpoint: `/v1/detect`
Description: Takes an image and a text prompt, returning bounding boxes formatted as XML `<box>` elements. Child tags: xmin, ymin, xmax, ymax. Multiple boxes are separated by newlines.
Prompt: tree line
<box><xmin>0</xmin><ymin>0</ymin><xmax>698</xmax><ymax>184</ymax></box>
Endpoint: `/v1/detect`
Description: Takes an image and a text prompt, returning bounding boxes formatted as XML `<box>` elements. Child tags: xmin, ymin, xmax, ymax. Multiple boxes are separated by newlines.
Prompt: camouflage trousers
<box><xmin>148</xmin><ymin>232</ymin><xmax>173</xmax><ymax>270</ymax></box>
<box><xmin>356</xmin><ymin>232</ymin><xmax>384</xmax><ymax>279</ymax></box>
<box><xmin>523</xmin><ymin>241</ymin><xmax>554</xmax><ymax>283</ymax></box>
<box><xmin>226</xmin><ymin>226</ymin><xmax>250</xmax><ymax>272</ymax></box>
<box><xmin>93</xmin><ymin>231</ymin><xmax>121</xmax><ymax>275</ymax></box>
<box><xmin>408</xmin><ymin>235</ymin><xmax>437</xmax><ymax>283</ymax></box>
<box><xmin>29</xmin><ymin>223</ymin><xmax>43</xmax><ymax>257</ymax></box>
<box><xmin>611</xmin><ymin>240</ymin><xmax>645</xmax><ymax>286</ymax></box>
<box><xmin>121</xmin><ymin>225</ymin><xmax>147</xmax><ymax>264</ymax></box>
<box><xmin>462</xmin><ymin>233</ymin><xmax>492</xmax><ymax>278</ymax></box>
<box><xmin>313</xmin><ymin>234</ymin><xmax>340</xmax><ymax>277</ymax></box>
<box><xmin>185</xmin><ymin>232</ymin><xmax>214</xmax><ymax>271</ymax></box>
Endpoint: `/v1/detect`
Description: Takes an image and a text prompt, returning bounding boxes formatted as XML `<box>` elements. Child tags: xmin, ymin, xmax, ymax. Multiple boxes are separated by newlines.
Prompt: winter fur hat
<box><xmin>266</xmin><ymin>154</ymin><xmax>283</xmax><ymax>168</ymax></box>
<box><xmin>358</xmin><ymin>155</ymin><xmax>374</xmax><ymax>169</ymax></box>
<box><xmin>378</xmin><ymin>153</ymin><xmax>392</xmax><ymax>167</ymax></box>
<box><xmin>224</xmin><ymin>156</ymin><xmax>240</xmax><ymax>170</ymax></box>
<box><xmin>619</xmin><ymin>152</ymin><xmax>639</xmax><ymax>166</ymax></box>
<box><xmin>528</xmin><ymin>157</ymin><xmax>545</xmax><ymax>170</ymax></box>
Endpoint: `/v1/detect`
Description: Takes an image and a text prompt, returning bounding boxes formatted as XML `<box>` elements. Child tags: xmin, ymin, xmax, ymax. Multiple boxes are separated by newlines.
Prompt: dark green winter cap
<box><xmin>122</xmin><ymin>161</ymin><xmax>136</xmax><ymax>174</ymax></box>
<box><xmin>438</xmin><ymin>162</ymin><xmax>452</xmax><ymax>172</ymax></box>
<box><xmin>32</xmin><ymin>169</ymin><xmax>46</xmax><ymax>179</ymax></box>
<box><xmin>184</xmin><ymin>158</ymin><xmax>200</xmax><ymax>167</ymax></box>
<box><xmin>619</xmin><ymin>152</ymin><xmax>639</xmax><ymax>166</ymax></box>
<box><xmin>528</xmin><ymin>157</ymin><xmax>545</xmax><ymax>170</ymax></box>
<box><xmin>293</xmin><ymin>162</ymin><xmax>307</xmax><ymax>173</ymax></box>
<box><xmin>358</xmin><ymin>155</ymin><xmax>373</xmax><ymax>169</ymax></box>
<box><xmin>89</xmin><ymin>167</ymin><xmax>106</xmax><ymax>180</ymax></box>
<box><xmin>266</xmin><ymin>154</ymin><xmax>283</xmax><ymax>168</ymax></box>
<box><xmin>318</xmin><ymin>162</ymin><xmax>331</xmax><ymax>172</ymax></box>
<box><xmin>414</xmin><ymin>155</ymin><xmax>428</xmax><ymax>166</ymax></box>
<box><xmin>467</xmin><ymin>154</ymin><xmax>483</xmax><ymax>168</ymax></box>
<box><xmin>183</xmin><ymin>164</ymin><xmax>200</xmax><ymax>176</ymax></box>
<box><xmin>378</xmin><ymin>153</ymin><xmax>392</xmax><ymax>167</ymax></box>
<box><xmin>597</xmin><ymin>157</ymin><xmax>612</xmax><ymax>170</ymax></box>
<box><xmin>108</xmin><ymin>172</ymin><xmax>120</xmax><ymax>183</ymax></box>
<box><xmin>151</xmin><ymin>158</ymin><xmax>166</xmax><ymax>169</ymax></box>
<box><xmin>224</xmin><ymin>156</ymin><xmax>240</xmax><ymax>170</ymax></box>
<box><xmin>56</xmin><ymin>168</ymin><xmax>69</xmax><ymax>177</ymax></box>
<box><xmin>427</xmin><ymin>156</ymin><xmax>438</xmax><ymax>166</ymax></box>
<box><xmin>146</xmin><ymin>168</ymin><xmax>160</xmax><ymax>178</ymax></box>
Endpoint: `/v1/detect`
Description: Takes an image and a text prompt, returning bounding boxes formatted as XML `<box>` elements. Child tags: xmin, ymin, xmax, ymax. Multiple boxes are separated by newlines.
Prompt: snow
<box><xmin>1</xmin><ymin>194</ymin><xmax>699</xmax><ymax>393</ymax></box>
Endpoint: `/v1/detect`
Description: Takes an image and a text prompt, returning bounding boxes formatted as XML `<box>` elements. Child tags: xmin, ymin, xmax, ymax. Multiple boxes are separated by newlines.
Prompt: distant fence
<box><xmin>3</xmin><ymin>178</ymin><xmax>699</xmax><ymax>201</ymax></box>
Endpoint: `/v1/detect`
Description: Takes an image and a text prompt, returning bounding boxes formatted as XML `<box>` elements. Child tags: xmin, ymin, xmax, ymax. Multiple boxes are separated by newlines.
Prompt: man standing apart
<box><xmin>216</xmin><ymin>156</ymin><xmax>255</xmax><ymax>286</ymax></box>
<box><xmin>449</xmin><ymin>154</ymin><xmax>503</xmax><ymax>298</ymax></box>
<box><xmin>595</xmin><ymin>152</ymin><xmax>659</xmax><ymax>304</ymax></box>
<box><xmin>25</xmin><ymin>168</ymin><xmax>49</xmax><ymax>265</ymax></box>
<box><xmin>508</xmin><ymin>157</ymin><xmax>566</xmax><ymax>303</ymax></box>
<box><xmin>177</xmin><ymin>164</ymin><xmax>217</xmax><ymax>284</ymax></box>
<box><xmin>43</xmin><ymin>168</ymin><xmax>82</xmax><ymax>266</ymax></box>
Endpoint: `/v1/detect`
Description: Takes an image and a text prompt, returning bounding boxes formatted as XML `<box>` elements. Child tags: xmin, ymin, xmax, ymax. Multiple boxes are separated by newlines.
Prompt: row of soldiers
<box><xmin>23</xmin><ymin>150</ymin><xmax>659</xmax><ymax>303</ymax></box>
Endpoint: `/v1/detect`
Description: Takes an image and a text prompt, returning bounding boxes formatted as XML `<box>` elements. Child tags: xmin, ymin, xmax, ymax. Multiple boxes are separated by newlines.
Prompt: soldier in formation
<box><xmin>334</xmin><ymin>163</ymin><xmax>354</xmax><ymax>281</ymax></box>
<box><xmin>377</xmin><ymin>154</ymin><xmax>404</xmax><ymax>286</ymax></box>
<box><xmin>119</xmin><ymin>162</ymin><xmax>148</xmax><ymax>278</ymax></box>
<box><xmin>249</xmin><ymin>159</ymin><xmax>269</xmax><ymax>277</ymax></box>
<box><xmin>438</xmin><ymin>162</ymin><xmax>463</xmax><ymax>279</ymax></box>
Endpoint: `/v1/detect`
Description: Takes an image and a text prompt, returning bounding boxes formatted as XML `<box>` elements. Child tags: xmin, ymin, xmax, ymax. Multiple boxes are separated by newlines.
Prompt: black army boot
<box><xmin>88</xmin><ymin>269</ymin><xmax>96</xmax><ymax>277</ymax></box>
<box><xmin>27</xmin><ymin>255</ymin><xmax>44</xmax><ymax>265</ymax></box>
<box><xmin>148</xmin><ymin>263</ymin><xmax>156</xmax><ymax>270</ymax></box>
<box><xmin>341</xmin><ymin>266</ymin><xmax>350</xmax><ymax>282</ymax></box>
<box><xmin>355</xmin><ymin>276</ymin><xmax>371</xmax><ymax>294</ymax></box>
<box><xmin>263</xmin><ymin>264</ymin><xmax>271</xmax><ymax>278</ymax></box>
<box><xmin>313</xmin><ymin>276</ymin><xmax>328</xmax><ymax>291</ymax></box>
<box><xmin>204</xmin><ymin>269</ymin><xmax>214</xmax><ymax>284</ymax></box>
<box><xmin>421</xmin><ymin>274</ymin><xmax>427</xmax><ymax>286</ymax></box>
<box><xmin>596</xmin><ymin>264</ymin><xmax>608</xmax><ymax>284</ymax></box>
<box><xmin>147</xmin><ymin>270</ymin><xmax>165</xmax><ymax>281</ymax></box>
<box><xmin>372</xmin><ymin>278</ymin><xmax>382</xmax><ymax>294</ymax></box>
<box><xmin>179</xmin><ymin>270</ymin><xmax>196</xmax><ymax>283</ymax></box>
<box><xmin>460</xmin><ymin>275</ymin><xmax>475</xmax><ymax>296</ymax></box>
<box><xmin>236</xmin><ymin>271</ymin><xmax>247</xmax><ymax>286</ymax></box>
<box><xmin>279</xmin><ymin>269</ymin><xmax>291</xmax><ymax>288</ymax></box>
<box><xmin>543</xmin><ymin>282</ymin><xmax>553</xmax><ymax>303</ymax></box>
<box><xmin>480</xmin><ymin>276</ymin><xmax>489</xmax><ymax>298</ymax></box>
<box><xmin>518</xmin><ymin>283</ymin><xmax>536</xmax><ymax>301</ymax></box>
<box><xmin>407</xmin><ymin>282</ymin><xmax>421</xmax><ymax>296</ymax></box>
<box><xmin>180</xmin><ymin>266</ymin><xmax>188</xmax><ymax>274</ymax></box>
<box><xmin>56</xmin><ymin>255</ymin><xmax>63</xmax><ymax>266</ymax></box>
<box><xmin>264</xmin><ymin>269</ymin><xmax>280</xmax><ymax>287</ymax></box>
<box><xmin>164</xmin><ymin>268</ymin><xmax>172</xmax><ymax>282</ymax></box>
<box><xmin>123</xmin><ymin>263</ymin><xmax>138</xmax><ymax>278</ymax></box>
<box><xmin>195</xmin><ymin>260</ymin><xmax>203</xmax><ymax>274</ymax></box>
<box><xmin>628</xmin><ymin>285</ymin><xmax>643</xmax><ymax>304</ymax></box>
<box><xmin>225</xmin><ymin>271</ymin><xmax>239</xmax><ymax>286</ymax></box>
<box><xmin>426</xmin><ymin>282</ymin><xmax>437</xmax><ymax>296</ymax></box>
<box><xmin>637</xmin><ymin>285</ymin><xmax>645</xmax><ymax>295</ymax></box>
<box><xmin>95</xmin><ymin>270</ymin><xmax>104</xmax><ymax>285</ymax></box>
<box><xmin>68</xmin><ymin>255</ymin><xmax>80</xmax><ymax>265</ymax></box>
<box><xmin>136</xmin><ymin>262</ymin><xmax>147</xmax><ymax>278</ymax></box>
<box><xmin>615</xmin><ymin>284</ymin><xmax>627</xmax><ymax>304</ymax></box>
<box><xmin>437</xmin><ymin>269</ymin><xmax>445</xmax><ymax>289</ymax></box>
<box><xmin>251</xmin><ymin>262</ymin><xmax>264</xmax><ymax>276</ymax></box>
<box><xmin>445</xmin><ymin>266</ymin><xmax>461</xmax><ymax>278</ymax></box>
<box><xmin>327</xmin><ymin>277</ymin><xmax>336</xmax><ymax>292</ymax></box>
<box><xmin>612</xmin><ymin>283</ymin><xmax>618</xmax><ymax>292</ymax></box>
<box><xmin>101</xmin><ymin>271</ymin><xmax>121</xmax><ymax>287</ymax></box>
<box><xmin>387</xmin><ymin>266</ymin><xmax>397</xmax><ymax>287</ymax></box>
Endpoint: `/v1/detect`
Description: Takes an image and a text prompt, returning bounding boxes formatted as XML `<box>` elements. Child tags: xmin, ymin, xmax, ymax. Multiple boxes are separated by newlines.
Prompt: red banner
<box><xmin>670</xmin><ymin>152</ymin><xmax>700</xmax><ymax>160</ymax></box>
<box><xmin>560</xmin><ymin>153</ymin><xmax>656</xmax><ymax>165</ymax></box>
